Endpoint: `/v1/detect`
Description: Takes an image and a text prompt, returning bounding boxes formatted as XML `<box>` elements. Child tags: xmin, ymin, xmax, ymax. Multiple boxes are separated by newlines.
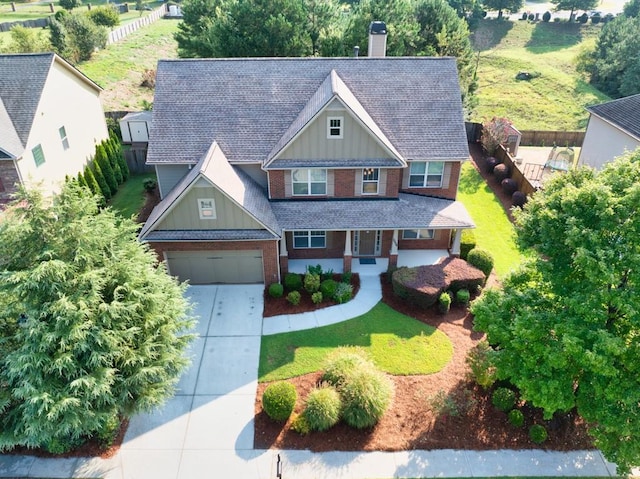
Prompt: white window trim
<box><xmin>292</xmin><ymin>168</ymin><xmax>327</xmax><ymax>196</ymax></box>
<box><xmin>327</xmin><ymin>116</ymin><xmax>343</xmax><ymax>139</ymax></box>
<box><xmin>293</xmin><ymin>230</ymin><xmax>326</xmax><ymax>249</ymax></box>
<box><xmin>409</xmin><ymin>161</ymin><xmax>444</xmax><ymax>188</ymax></box>
<box><xmin>197</xmin><ymin>198</ymin><xmax>216</xmax><ymax>220</ymax></box>
<box><xmin>362</xmin><ymin>168</ymin><xmax>379</xmax><ymax>195</ymax></box>
<box><xmin>402</xmin><ymin>229</ymin><xmax>435</xmax><ymax>240</ymax></box>
<box><xmin>59</xmin><ymin>126</ymin><xmax>69</xmax><ymax>150</ymax></box>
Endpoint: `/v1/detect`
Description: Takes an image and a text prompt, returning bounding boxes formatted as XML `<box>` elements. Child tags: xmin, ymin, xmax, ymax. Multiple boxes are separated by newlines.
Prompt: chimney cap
<box><xmin>369</xmin><ymin>21</ymin><xmax>387</xmax><ymax>35</ymax></box>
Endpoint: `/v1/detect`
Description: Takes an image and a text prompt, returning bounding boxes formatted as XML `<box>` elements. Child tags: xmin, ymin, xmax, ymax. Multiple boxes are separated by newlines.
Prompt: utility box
<box><xmin>119</xmin><ymin>111</ymin><xmax>152</xmax><ymax>144</ymax></box>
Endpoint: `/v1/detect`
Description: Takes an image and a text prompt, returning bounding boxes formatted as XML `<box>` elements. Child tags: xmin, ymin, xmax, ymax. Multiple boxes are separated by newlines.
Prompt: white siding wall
<box><xmin>19</xmin><ymin>61</ymin><xmax>108</xmax><ymax>196</ymax></box>
<box><xmin>578</xmin><ymin>115</ymin><xmax>640</xmax><ymax>170</ymax></box>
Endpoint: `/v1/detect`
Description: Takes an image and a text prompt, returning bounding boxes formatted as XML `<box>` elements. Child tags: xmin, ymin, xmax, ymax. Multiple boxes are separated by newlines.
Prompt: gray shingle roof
<box><xmin>140</xmin><ymin>142</ymin><xmax>280</xmax><ymax>240</ymax></box>
<box><xmin>143</xmin><ymin>229</ymin><xmax>276</xmax><ymax>241</ymax></box>
<box><xmin>148</xmin><ymin>57</ymin><xmax>469</xmax><ymax>165</ymax></box>
<box><xmin>0</xmin><ymin>53</ymin><xmax>54</xmax><ymax>153</ymax></box>
<box><xmin>587</xmin><ymin>94</ymin><xmax>640</xmax><ymax>140</ymax></box>
<box><xmin>271</xmin><ymin>193</ymin><xmax>475</xmax><ymax>230</ymax></box>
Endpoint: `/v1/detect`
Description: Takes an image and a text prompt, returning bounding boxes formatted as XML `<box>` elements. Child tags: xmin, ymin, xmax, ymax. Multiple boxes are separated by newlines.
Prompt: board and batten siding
<box><xmin>156</xmin><ymin>164</ymin><xmax>192</xmax><ymax>199</ymax></box>
<box><xmin>155</xmin><ymin>181</ymin><xmax>263</xmax><ymax>230</ymax></box>
<box><xmin>278</xmin><ymin>107</ymin><xmax>392</xmax><ymax>161</ymax></box>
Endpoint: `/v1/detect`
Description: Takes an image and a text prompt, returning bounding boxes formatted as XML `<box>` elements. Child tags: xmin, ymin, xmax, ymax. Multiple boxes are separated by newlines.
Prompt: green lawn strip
<box><xmin>108</xmin><ymin>172</ymin><xmax>155</xmax><ymax>219</ymax></box>
<box><xmin>457</xmin><ymin>161</ymin><xmax>526</xmax><ymax>278</ymax></box>
<box><xmin>259</xmin><ymin>302</ymin><xmax>453</xmax><ymax>383</ymax></box>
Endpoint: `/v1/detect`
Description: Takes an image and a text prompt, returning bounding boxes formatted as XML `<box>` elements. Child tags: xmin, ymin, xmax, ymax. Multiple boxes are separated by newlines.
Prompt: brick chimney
<box><xmin>368</xmin><ymin>21</ymin><xmax>387</xmax><ymax>57</ymax></box>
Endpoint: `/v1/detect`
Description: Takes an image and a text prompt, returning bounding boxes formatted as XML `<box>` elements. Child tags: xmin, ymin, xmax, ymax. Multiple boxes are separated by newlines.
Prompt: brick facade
<box><xmin>0</xmin><ymin>161</ymin><xmax>20</xmax><ymax>202</ymax></box>
<box><xmin>285</xmin><ymin>231</ymin><xmax>345</xmax><ymax>259</ymax></box>
<box><xmin>268</xmin><ymin>170</ymin><xmax>285</xmax><ymax>199</ymax></box>
<box><xmin>397</xmin><ymin>229</ymin><xmax>451</xmax><ymax>250</ymax></box>
<box><xmin>148</xmin><ymin>240</ymin><xmax>281</xmax><ymax>284</ymax></box>
<box><xmin>386</xmin><ymin>168</ymin><xmax>401</xmax><ymax>198</ymax></box>
<box><xmin>334</xmin><ymin>169</ymin><xmax>355</xmax><ymax>197</ymax></box>
<box><xmin>400</xmin><ymin>161</ymin><xmax>461</xmax><ymax>200</ymax></box>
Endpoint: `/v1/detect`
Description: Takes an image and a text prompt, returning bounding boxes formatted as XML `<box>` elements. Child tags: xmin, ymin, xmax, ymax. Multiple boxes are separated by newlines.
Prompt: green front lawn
<box><xmin>108</xmin><ymin>172</ymin><xmax>155</xmax><ymax>220</ymax></box>
<box><xmin>259</xmin><ymin>302</ymin><xmax>453</xmax><ymax>383</ymax></box>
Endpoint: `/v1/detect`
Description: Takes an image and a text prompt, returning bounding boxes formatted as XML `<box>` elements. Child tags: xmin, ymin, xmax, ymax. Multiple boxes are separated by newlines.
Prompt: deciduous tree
<box><xmin>481</xmin><ymin>0</ymin><xmax>523</xmax><ymax>18</ymax></box>
<box><xmin>0</xmin><ymin>184</ymin><xmax>193</xmax><ymax>453</ymax></box>
<box><xmin>550</xmin><ymin>0</ymin><xmax>598</xmax><ymax>19</ymax></box>
<box><xmin>472</xmin><ymin>149</ymin><xmax>640</xmax><ymax>473</ymax></box>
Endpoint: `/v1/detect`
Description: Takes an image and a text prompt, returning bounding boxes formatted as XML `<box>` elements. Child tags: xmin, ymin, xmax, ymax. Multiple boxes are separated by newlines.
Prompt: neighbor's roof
<box><xmin>139</xmin><ymin>141</ymin><xmax>280</xmax><ymax>240</ymax></box>
<box><xmin>148</xmin><ymin>57</ymin><xmax>469</xmax><ymax>165</ymax></box>
<box><xmin>0</xmin><ymin>53</ymin><xmax>102</xmax><ymax>158</ymax></box>
<box><xmin>270</xmin><ymin>193</ymin><xmax>475</xmax><ymax>231</ymax></box>
<box><xmin>587</xmin><ymin>94</ymin><xmax>640</xmax><ymax>140</ymax></box>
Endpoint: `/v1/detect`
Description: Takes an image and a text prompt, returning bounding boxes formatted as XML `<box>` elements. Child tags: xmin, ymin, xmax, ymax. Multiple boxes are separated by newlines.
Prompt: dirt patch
<box><xmin>136</xmin><ymin>186</ymin><xmax>161</xmax><ymax>223</ymax></box>
<box><xmin>254</xmin><ymin>275</ymin><xmax>593</xmax><ymax>452</ymax></box>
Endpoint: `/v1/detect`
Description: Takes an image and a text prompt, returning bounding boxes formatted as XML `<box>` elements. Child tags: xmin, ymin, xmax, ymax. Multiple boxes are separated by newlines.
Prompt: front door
<box><xmin>357</xmin><ymin>230</ymin><xmax>379</xmax><ymax>256</ymax></box>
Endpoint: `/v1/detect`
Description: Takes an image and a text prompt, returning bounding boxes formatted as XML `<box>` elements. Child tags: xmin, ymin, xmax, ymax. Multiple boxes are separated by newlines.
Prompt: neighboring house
<box><xmin>578</xmin><ymin>93</ymin><xmax>640</xmax><ymax>170</ymax></box>
<box><xmin>140</xmin><ymin>29</ymin><xmax>475</xmax><ymax>285</ymax></box>
<box><xmin>0</xmin><ymin>53</ymin><xmax>109</xmax><ymax>203</ymax></box>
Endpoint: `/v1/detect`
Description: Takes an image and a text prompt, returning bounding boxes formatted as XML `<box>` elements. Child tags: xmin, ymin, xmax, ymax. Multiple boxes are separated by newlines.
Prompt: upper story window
<box><xmin>292</xmin><ymin>168</ymin><xmax>327</xmax><ymax>195</ymax></box>
<box><xmin>293</xmin><ymin>230</ymin><xmax>326</xmax><ymax>248</ymax></box>
<box><xmin>32</xmin><ymin>144</ymin><xmax>45</xmax><ymax>167</ymax></box>
<box><xmin>402</xmin><ymin>229</ymin><xmax>435</xmax><ymax>240</ymax></box>
<box><xmin>198</xmin><ymin>198</ymin><xmax>216</xmax><ymax>219</ymax></box>
<box><xmin>59</xmin><ymin>126</ymin><xmax>69</xmax><ymax>150</ymax></box>
<box><xmin>327</xmin><ymin>117</ymin><xmax>343</xmax><ymax>139</ymax></box>
<box><xmin>362</xmin><ymin>168</ymin><xmax>379</xmax><ymax>195</ymax></box>
<box><xmin>409</xmin><ymin>161</ymin><xmax>444</xmax><ymax>188</ymax></box>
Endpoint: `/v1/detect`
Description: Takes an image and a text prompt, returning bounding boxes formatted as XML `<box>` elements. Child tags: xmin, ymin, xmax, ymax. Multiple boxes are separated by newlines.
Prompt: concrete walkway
<box><xmin>0</xmin><ymin>278</ymin><xmax>622</xmax><ymax>478</ymax></box>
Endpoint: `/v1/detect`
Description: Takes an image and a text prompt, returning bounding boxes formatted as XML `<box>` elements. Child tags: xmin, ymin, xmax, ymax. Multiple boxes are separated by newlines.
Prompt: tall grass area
<box><xmin>458</xmin><ymin>161</ymin><xmax>525</xmax><ymax>277</ymax></box>
<box><xmin>471</xmin><ymin>19</ymin><xmax>610</xmax><ymax>130</ymax></box>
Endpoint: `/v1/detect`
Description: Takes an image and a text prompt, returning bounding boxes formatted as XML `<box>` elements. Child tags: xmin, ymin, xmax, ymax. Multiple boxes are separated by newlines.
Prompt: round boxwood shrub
<box><xmin>304</xmin><ymin>383</ymin><xmax>342</xmax><ymax>432</ymax></box>
<box><xmin>284</xmin><ymin>272</ymin><xmax>303</xmax><ymax>291</ymax></box>
<box><xmin>303</xmin><ymin>272</ymin><xmax>321</xmax><ymax>293</ymax></box>
<box><xmin>529</xmin><ymin>424</ymin><xmax>548</xmax><ymax>443</ymax></box>
<box><xmin>527</xmin><ymin>13</ymin><xmax>534</xmax><ymax>21</ymax></box>
<box><xmin>591</xmin><ymin>13</ymin><xmax>601</xmax><ymax>23</ymax></box>
<box><xmin>320</xmin><ymin>278</ymin><xmax>338</xmax><ymax>299</ymax></box>
<box><xmin>311</xmin><ymin>291</ymin><xmax>323</xmax><ymax>304</ymax></box>
<box><xmin>467</xmin><ymin>248</ymin><xmax>494</xmax><ymax>279</ymax></box>
<box><xmin>485</xmin><ymin>156</ymin><xmax>499</xmax><ymax>173</ymax></box>
<box><xmin>268</xmin><ymin>282</ymin><xmax>284</xmax><ymax>298</ymax></box>
<box><xmin>340</xmin><ymin>367</ymin><xmax>393</xmax><ymax>429</ymax></box>
<box><xmin>512</xmin><ymin>190</ymin><xmax>527</xmax><ymax>207</ymax></box>
<box><xmin>287</xmin><ymin>290</ymin><xmax>301</xmax><ymax>305</ymax></box>
<box><xmin>577</xmin><ymin>12</ymin><xmax>588</xmax><ymax>23</ymax></box>
<box><xmin>460</xmin><ymin>229</ymin><xmax>476</xmax><ymax>260</ymax></box>
<box><xmin>262</xmin><ymin>381</ymin><xmax>297</xmax><ymax>422</ymax></box>
<box><xmin>322</xmin><ymin>348</ymin><xmax>372</xmax><ymax>386</ymax></box>
<box><xmin>438</xmin><ymin>291</ymin><xmax>451</xmax><ymax>314</ymax></box>
<box><xmin>493</xmin><ymin>163</ymin><xmax>510</xmax><ymax>181</ymax></box>
<box><xmin>542</xmin><ymin>10</ymin><xmax>551</xmax><ymax>21</ymax></box>
<box><xmin>456</xmin><ymin>288</ymin><xmax>470</xmax><ymax>304</ymax></box>
<box><xmin>508</xmin><ymin>409</ymin><xmax>525</xmax><ymax>428</ymax></box>
<box><xmin>501</xmin><ymin>178</ymin><xmax>518</xmax><ymax>195</ymax></box>
<box><xmin>492</xmin><ymin>387</ymin><xmax>517</xmax><ymax>412</ymax></box>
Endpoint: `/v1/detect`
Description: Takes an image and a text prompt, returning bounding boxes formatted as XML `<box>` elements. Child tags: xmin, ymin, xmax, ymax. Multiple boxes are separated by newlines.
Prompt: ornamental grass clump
<box><xmin>303</xmin><ymin>383</ymin><xmax>342</xmax><ymax>432</ymax></box>
<box><xmin>340</xmin><ymin>367</ymin><xmax>393</xmax><ymax>429</ymax></box>
<box><xmin>322</xmin><ymin>347</ymin><xmax>372</xmax><ymax>386</ymax></box>
<box><xmin>262</xmin><ymin>381</ymin><xmax>297</xmax><ymax>422</ymax></box>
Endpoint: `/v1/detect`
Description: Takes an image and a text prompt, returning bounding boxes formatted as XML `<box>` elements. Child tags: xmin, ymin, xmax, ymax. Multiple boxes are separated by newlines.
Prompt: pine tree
<box><xmin>111</xmin><ymin>136</ymin><xmax>129</xmax><ymax>181</ymax></box>
<box><xmin>105</xmin><ymin>140</ymin><xmax>124</xmax><ymax>185</ymax></box>
<box><xmin>83</xmin><ymin>166</ymin><xmax>101</xmax><ymax>199</ymax></box>
<box><xmin>76</xmin><ymin>171</ymin><xmax>87</xmax><ymax>189</ymax></box>
<box><xmin>92</xmin><ymin>160</ymin><xmax>111</xmax><ymax>200</ymax></box>
<box><xmin>95</xmin><ymin>144</ymin><xmax>118</xmax><ymax>195</ymax></box>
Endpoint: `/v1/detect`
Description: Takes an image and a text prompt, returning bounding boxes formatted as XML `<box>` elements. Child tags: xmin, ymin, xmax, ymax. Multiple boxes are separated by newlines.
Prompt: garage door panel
<box><xmin>166</xmin><ymin>250</ymin><xmax>263</xmax><ymax>284</ymax></box>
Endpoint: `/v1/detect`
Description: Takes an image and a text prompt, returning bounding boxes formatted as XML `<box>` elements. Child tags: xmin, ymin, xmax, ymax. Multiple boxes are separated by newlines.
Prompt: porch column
<box><xmin>388</xmin><ymin>229</ymin><xmax>399</xmax><ymax>270</ymax></box>
<box><xmin>279</xmin><ymin>230</ymin><xmax>289</xmax><ymax>276</ymax></box>
<box><xmin>343</xmin><ymin>229</ymin><xmax>352</xmax><ymax>273</ymax></box>
<box><xmin>451</xmin><ymin>228</ymin><xmax>463</xmax><ymax>257</ymax></box>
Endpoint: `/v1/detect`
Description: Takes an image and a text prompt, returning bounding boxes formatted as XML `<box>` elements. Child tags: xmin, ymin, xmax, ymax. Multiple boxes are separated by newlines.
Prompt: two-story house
<box><xmin>140</xmin><ymin>31</ymin><xmax>474</xmax><ymax>285</ymax></box>
<box><xmin>0</xmin><ymin>53</ymin><xmax>109</xmax><ymax>203</ymax></box>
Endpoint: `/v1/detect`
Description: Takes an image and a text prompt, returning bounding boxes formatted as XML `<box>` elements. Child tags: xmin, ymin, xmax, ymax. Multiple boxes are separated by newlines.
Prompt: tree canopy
<box><xmin>480</xmin><ymin>0</ymin><xmax>523</xmax><ymax>18</ymax></box>
<box><xmin>472</xmin><ymin>149</ymin><xmax>640</xmax><ymax>473</ymax></box>
<box><xmin>0</xmin><ymin>184</ymin><xmax>194</xmax><ymax>453</ymax></box>
<box><xmin>550</xmin><ymin>0</ymin><xmax>598</xmax><ymax>18</ymax></box>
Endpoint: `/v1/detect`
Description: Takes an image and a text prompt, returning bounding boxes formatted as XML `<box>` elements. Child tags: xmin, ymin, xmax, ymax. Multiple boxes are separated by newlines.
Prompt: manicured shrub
<box><xmin>512</xmin><ymin>190</ymin><xmax>527</xmax><ymax>207</ymax></box>
<box><xmin>467</xmin><ymin>248</ymin><xmax>494</xmax><ymax>280</ymax></box>
<box><xmin>465</xmin><ymin>341</ymin><xmax>497</xmax><ymax>389</ymax></box>
<box><xmin>87</xmin><ymin>5</ymin><xmax>120</xmax><ymax>27</ymax></box>
<box><xmin>303</xmin><ymin>272</ymin><xmax>321</xmax><ymax>293</ymax></box>
<box><xmin>97</xmin><ymin>414</ymin><xmax>121</xmax><ymax>448</ymax></box>
<box><xmin>341</xmin><ymin>271</ymin><xmax>352</xmax><ymax>284</ymax></box>
<box><xmin>460</xmin><ymin>229</ymin><xmax>476</xmax><ymax>260</ymax></box>
<box><xmin>286</xmin><ymin>291</ymin><xmax>301</xmax><ymax>306</ymax></box>
<box><xmin>143</xmin><ymin>178</ymin><xmax>157</xmax><ymax>193</ymax></box>
<box><xmin>320</xmin><ymin>279</ymin><xmax>338</xmax><ymax>299</ymax></box>
<box><xmin>501</xmin><ymin>178</ymin><xmax>518</xmax><ymax>195</ymax></box>
<box><xmin>485</xmin><ymin>156</ymin><xmax>499</xmax><ymax>173</ymax></box>
<box><xmin>438</xmin><ymin>292</ymin><xmax>451</xmax><ymax>314</ymax></box>
<box><xmin>542</xmin><ymin>10</ymin><xmax>551</xmax><ymax>21</ymax></box>
<box><xmin>590</xmin><ymin>13</ymin><xmax>601</xmax><ymax>23</ymax></box>
<box><xmin>268</xmin><ymin>283</ymin><xmax>284</xmax><ymax>298</ymax></box>
<box><xmin>306</xmin><ymin>264</ymin><xmax>323</xmax><ymax>276</ymax></box>
<box><xmin>529</xmin><ymin>424</ymin><xmax>548</xmax><ymax>443</ymax></box>
<box><xmin>577</xmin><ymin>12</ymin><xmax>588</xmax><ymax>23</ymax></box>
<box><xmin>284</xmin><ymin>273</ymin><xmax>303</xmax><ymax>291</ymax></box>
<box><xmin>303</xmin><ymin>383</ymin><xmax>342</xmax><ymax>432</ymax></box>
<box><xmin>311</xmin><ymin>291</ymin><xmax>323</xmax><ymax>304</ymax></box>
<box><xmin>340</xmin><ymin>367</ymin><xmax>393</xmax><ymax>429</ymax></box>
<box><xmin>290</xmin><ymin>412</ymin><xmax>310</xmax><ymax>435</ymax></box>
<box><xmin>493</xmin><ymin>163</ymin><xmax>510</xmax><ymax>182</ymax></box>
<box><xmin>521</xmin><ymin>11</ymin><xmax>527</xmax><ymax>20</ymax></box>
<box><xmin>527</xmin><ymin>13</ymin><xmax>534</xmax><ymax>21</ymax></box>
<box><xmin>262</xmin><ymin>382</ymin><xmax>297</xmax><ymax>422</ymax></box>
<box><xmin>456</xmin><ymin>288</ymin><xmax>470</xmax><ymax>304</ymax></box>
<box><xmin>322</xmin><ymin>347</ymin><xmax>372</xmax><ymax>387</ymax></box>
<box><xmin>334</xmin><ymin>282</ymin><xmax>353</xmax><ymax>304</ymax></box>
<box><xmin>508</xmin><ymin>409</ymin><xmax>525</xmax><ymax>428</ymax></box>
<box><xmin>492</xmin><ymin>387</ymin><xmax>517</xmax><ymax>412</ymax></box>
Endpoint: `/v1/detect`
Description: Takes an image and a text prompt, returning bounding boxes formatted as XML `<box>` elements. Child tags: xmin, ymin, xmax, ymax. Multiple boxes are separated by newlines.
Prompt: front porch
<box><xmin>287</xmin><ymin>249</ymin><xmax>449</xmax><ymax>275</ymax></box>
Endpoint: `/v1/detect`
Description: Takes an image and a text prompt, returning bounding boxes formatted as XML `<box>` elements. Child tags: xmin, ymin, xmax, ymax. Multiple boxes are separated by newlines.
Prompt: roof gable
<box><xmin>587</xmin><ymin>94</ymin><xmax>640</xmax><ymax>141</ymax></box>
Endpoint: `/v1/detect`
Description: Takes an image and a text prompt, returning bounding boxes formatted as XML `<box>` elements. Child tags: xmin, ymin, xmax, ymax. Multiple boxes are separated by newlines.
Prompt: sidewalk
<box><xmin>0</xmin><ymin>278</ymin><xmax>622</xmax><ymax>479</ymax></box>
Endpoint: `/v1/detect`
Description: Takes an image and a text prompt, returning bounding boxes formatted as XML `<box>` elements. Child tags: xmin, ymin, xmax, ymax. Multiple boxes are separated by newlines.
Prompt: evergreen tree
<box><xmin>76</xmin><ymin>171</ymin><xmax>87</xmax><ymax>189</ymax></box>
<box><xmin>112</xmin><ymin>136</ymin><xmax>129</xmax><ymax>181</ymax></box>
<box><xmin>92</xmin><ymin>160</ymin><xmax>111</xmax><ymax>201</ymax></box>
<box><xmin>104</xmin><ymin>140</ymin><xmax>123</xmax><ymax>185</ymax></box>
<box><xmin>0</xmin><ymin>183</ymin><xmax>193</xmax><ymax>453</ymax></box>
<box><xmin>83</xmin><ymin>166</ymin><xmax>101</xmax><ymax>199</ymax></box>
<box><xmin>95</xmin><ymin>144</ymin><xmax>118</xmax><ymax>195</ymax></box>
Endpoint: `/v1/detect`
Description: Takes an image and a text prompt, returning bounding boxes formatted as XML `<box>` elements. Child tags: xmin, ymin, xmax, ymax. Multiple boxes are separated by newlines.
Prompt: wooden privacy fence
<box><xmin>107</xmin><ymin>4</ymin><xmax>167</xmax><ymax>44</ymax></box>
<box><xmin>464</xmin><ymin>122</ymin><xmax>585</xmax><ymax>147</ymax></box>
<box><xmin>494</xmin><ymin>145</ymin><xmax>537</xmax><ymax>197</ymax></box>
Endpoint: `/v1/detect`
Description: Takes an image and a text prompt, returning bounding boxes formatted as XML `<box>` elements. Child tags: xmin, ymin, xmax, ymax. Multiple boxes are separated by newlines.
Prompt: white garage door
<box><xmin>166</xmin><ymin>250</ymin><xmax>264</xmax><ymax>284</ymax></box>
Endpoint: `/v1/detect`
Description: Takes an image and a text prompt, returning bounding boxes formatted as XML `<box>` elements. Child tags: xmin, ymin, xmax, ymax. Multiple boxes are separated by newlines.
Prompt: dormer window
<box><xmin>327</xmin><ymin>117</ymin><xmax>343</xmax><ymax>139</ymax></box>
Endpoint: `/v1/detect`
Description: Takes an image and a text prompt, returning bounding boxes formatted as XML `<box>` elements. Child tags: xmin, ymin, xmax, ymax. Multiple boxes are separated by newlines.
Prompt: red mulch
<box><xmin>254</xmin><ymin>275</ymin><xmax>593</xmax><ymax>452</ymax></box>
